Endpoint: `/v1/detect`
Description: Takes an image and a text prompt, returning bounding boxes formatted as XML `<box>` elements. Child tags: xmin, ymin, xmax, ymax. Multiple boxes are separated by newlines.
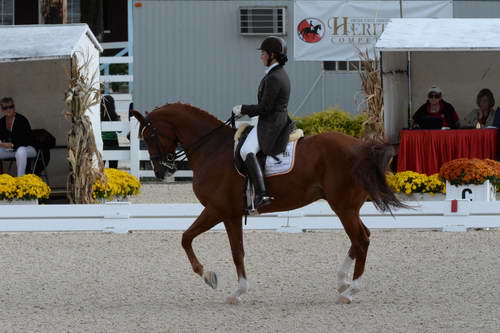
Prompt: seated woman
<box><xmin>412</xmin><ymin>86</ymin><xmax>460</xmax><ymax>129</ymax></box>
<box><xmin>462</xmin><ymin>88</ymin><xmax>498</xmax><ymax>128</ymax></box>
<box><xmin>0</xmin><ymin>97</ymin><xmax>36</xmax><ymax>176</ymax></box>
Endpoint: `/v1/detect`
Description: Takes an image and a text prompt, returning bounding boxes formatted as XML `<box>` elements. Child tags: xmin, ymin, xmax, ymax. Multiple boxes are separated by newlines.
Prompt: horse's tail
<box><xmin>352</xmin><ymin>140</ymin><xmax>409</xmax><ymax>213</ymax></box>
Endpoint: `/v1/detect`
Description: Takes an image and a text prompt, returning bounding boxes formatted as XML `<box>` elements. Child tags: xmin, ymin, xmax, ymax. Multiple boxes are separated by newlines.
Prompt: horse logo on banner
<box><xmin>297</xmin><ymin>18</ymin><xmax>325</xmax><ymax>43</ymax></box>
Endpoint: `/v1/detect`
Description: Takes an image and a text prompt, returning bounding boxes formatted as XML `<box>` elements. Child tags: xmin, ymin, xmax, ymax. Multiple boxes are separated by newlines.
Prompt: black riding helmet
<box><xmin>258</xmin><ymin>36</ymin><xmax>288</xmax><ymax>66</ymax></box>
<box><xmin>258</xmin><ymin>36</ymin><xmax>287</xmax><ymax>55</ymax></box>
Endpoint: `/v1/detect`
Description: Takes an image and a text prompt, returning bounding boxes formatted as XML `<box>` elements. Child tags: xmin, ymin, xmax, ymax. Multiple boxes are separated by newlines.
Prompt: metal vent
<box><xmin>239</xmin><ymin>7</ymin><xmax>286</xmax><ymax>36</ymax></box>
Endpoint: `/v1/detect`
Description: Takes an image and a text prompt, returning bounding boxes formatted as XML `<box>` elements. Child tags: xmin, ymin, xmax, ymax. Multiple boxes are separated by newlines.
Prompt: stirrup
<box><xmin>254</xmin><ymin>195</ymin><xmax>273</xmax><ymax>209</ymax></box>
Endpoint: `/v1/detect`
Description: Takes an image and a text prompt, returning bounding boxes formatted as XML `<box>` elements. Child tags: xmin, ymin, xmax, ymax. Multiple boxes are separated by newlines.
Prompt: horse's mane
<box><xmin>153</xmin><ymin>102</ymin><xmax>224</xmax><ymax>126</ymax></box>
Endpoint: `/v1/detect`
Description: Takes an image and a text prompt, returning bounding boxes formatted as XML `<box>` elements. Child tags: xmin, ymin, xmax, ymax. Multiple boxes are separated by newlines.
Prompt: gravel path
<box><xmin>130</xmin><ymin>182</ymin><xmax>199</xmax><ymax>204</ymax></box>
<box><xmin>0</xmin><ymin>229</ymin><xmax>498</xmax><ymax>332</ymax></box>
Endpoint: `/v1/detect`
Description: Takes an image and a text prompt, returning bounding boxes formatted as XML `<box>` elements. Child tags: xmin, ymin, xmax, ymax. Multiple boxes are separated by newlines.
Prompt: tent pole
<box><xmin>399</xmin><ymin>0</ymin><xmax>403</xmax><ymax>18</ymax></box>
<box><xmin>407</xmin><ymin>51</ymin><xmax>412</xmax><ymax>128</ymax></box>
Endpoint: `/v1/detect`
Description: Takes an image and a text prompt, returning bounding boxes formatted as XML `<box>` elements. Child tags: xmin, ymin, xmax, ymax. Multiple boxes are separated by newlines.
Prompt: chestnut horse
<box><xmin>131</xmin><ymin>102</ymin><xmax>405</xmax><ymax>304</ymax></box>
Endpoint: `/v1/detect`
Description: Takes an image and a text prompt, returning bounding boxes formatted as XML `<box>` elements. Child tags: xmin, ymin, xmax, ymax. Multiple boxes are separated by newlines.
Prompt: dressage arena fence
<box><xmin>1</xmin><ymin>201</ymin><xmax>499</xmax><ymax>233</ymax></box>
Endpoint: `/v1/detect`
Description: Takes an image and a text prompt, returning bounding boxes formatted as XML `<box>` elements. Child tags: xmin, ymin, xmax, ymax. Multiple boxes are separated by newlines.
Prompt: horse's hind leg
<box><xmin>337</xmin><ymin>250</ymin><xmax>354</xmax><ymax>293</ymax></box>
<box><xmin>182</xmin><ymin>208</ymin><xmax>221</xmax><ymax>289</ymax></box>
<box><xmin>223</xmin><ymin>218</ymin><xmax>248</xmax><ymax>304</ymax></box>
<box><xmin>333</xmin><ymin>210</ymin><xmax>371</xmax><ymax>304</ymax></box>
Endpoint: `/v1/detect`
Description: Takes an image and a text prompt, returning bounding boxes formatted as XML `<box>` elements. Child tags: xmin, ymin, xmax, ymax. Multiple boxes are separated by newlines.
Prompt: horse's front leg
<box><xmin>182</xmin><ymin>208</ymin><xmax>221</xmax><ymax>289</ymax></box>
<box><xmin>223</xmin><ymin>218</ymin><xmax>248</xmax><ymax>304</ymax></box>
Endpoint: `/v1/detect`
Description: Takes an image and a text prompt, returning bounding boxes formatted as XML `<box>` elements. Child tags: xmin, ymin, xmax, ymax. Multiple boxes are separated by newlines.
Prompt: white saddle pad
<box><xmin>264</xmin><ymin>141</ymin><xmax>297</xmax><ymax>177</ymax></box>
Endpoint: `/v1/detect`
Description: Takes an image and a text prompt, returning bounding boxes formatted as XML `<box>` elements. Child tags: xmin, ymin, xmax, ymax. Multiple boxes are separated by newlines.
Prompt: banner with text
<box><xmin>294</xmin><ymin>1</ymin><xmax>452</xmax><ymax>61</ymax></box>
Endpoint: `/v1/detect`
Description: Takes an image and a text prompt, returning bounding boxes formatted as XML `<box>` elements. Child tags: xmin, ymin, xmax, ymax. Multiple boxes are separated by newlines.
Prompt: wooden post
<box><xmin>39</xmin><ymin>0</ymin><xmax>67</xmax><ymax>24</ymax></box>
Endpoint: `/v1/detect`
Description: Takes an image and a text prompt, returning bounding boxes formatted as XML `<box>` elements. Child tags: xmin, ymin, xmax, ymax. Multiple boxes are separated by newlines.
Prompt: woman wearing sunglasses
<box><xmin>412</xmin><ymin>85</ymin><xmax>460</xmax><ymax>130</ymax></box>
<box><xmin>0</xmin><ymin>97</ymin><xmax>36</xmax><ymax>176</ymax></box>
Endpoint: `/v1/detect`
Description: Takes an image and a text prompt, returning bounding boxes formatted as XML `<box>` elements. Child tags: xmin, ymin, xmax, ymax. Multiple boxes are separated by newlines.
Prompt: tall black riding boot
<box><xmin>245</xmin><ymin>153</ymin><xmax>273</xmax><ymax>210</ymax></box>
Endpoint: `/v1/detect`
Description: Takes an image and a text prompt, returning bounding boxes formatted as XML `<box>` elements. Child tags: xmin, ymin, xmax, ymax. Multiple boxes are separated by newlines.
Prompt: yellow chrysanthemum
<box><xmin>386</xmin><ymin>171</ymin><xmax>445</xmax><ymax>195</ymax></box>
<box><xmin>0</xmin><ymin>174</ymin><xmax>51</xmax><ymax>200</ymax></box>
<box><xmin>92</xmin><ymin>168</ymin><xmax>141</xmax><ymax>201</ymax></box>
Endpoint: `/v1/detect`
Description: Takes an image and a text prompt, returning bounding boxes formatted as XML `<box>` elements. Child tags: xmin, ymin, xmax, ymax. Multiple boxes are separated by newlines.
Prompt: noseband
<box><xmin>142</xmin><ymin>114</ymin><xmax>236</xmax><ymax>173</ymax></box>
<box><xmin>142</xmin><ymin>120</ymin><xmax>178</xmax><ymax>173</ymax></box>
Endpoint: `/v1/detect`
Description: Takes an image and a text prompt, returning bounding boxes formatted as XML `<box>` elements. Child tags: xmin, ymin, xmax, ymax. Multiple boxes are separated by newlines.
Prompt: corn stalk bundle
<box><xmin>358</xmin><ymin>50</ymin><xmax>385</xmax><ymax>142</ymax></box>
<box><xmin>65</xmin><ymin>54</ymin><xmax>104</xmax><ymax>204</ymax></box>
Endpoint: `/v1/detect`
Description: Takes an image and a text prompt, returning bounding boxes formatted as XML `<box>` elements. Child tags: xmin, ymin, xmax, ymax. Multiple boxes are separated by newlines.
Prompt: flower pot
<box><xmin>97</xmin><ymin>197</ymin><xmax>130</xmax><ymax>204</ymax></box>
<box><xmin>445</xmin><ymin>180</ymin><xmax>496</xmax><ymax>201</ymax></box>
<box><xmin>0</xmin><ymin>199</ymin><xmax>39</xmax><ymax>205</ymax></box>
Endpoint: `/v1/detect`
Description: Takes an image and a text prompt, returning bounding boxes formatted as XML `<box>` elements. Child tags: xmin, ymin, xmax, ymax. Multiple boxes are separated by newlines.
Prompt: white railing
<box><xmin>99</xmin><ymin>41</ymin><xmax>133</xmax><ymax>96</ymax></box>
<box><xmin>0</xmin><ymin>201</ymin><xmax>499</xmax><ymax>233</ymax></box>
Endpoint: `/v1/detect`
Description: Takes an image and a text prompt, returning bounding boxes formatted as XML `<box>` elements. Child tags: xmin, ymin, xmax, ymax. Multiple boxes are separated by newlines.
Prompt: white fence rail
<box><xmin>99</xmin><ymin>42</ymin><xmax>133</xmax><ymax>94</ymax></box>
<box><xmin>0</xmin><ymin>201</ymin><xmax>499</xmax><ymax>233</ymax></box>
<box><xmin>101</xmin><ymin>118</ymin><xmax>193</xmax><ymax>179</ymax></box>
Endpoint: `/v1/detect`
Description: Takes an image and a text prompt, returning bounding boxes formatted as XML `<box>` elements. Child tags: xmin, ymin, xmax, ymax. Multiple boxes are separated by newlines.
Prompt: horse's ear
<box><xmin>130</xmin><ymin>110</ymin><xmax>146</xmax><ymax>126</ymax></box>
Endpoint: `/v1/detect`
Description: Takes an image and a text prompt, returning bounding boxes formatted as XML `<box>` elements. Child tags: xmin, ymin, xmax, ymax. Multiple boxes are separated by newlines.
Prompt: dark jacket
<box><xmin>412</xmin><ymin>100</ymin><xmax>460</xmax><ymax>129</ymax></box>
<box><xmin>493</xmin><ymin>107</ymin><xmax>500</xmax><ymax>128</ymax></box>
<box><xmin>101</xmin><ymin>95</ymin><xmax>120</xmax><ymax>143</ymax></box>
<box><xmin>241</xmin><ymin>65</ymin><xmax>295</xmax><ymax>155</ymax></box>
<box><xmin>0</xmin><ymin>113</ymin><xmax>34</xmax><ymax>149</ymax></box>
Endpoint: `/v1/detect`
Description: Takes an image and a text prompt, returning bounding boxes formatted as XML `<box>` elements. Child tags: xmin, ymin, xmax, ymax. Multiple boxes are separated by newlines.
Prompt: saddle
<box><xmin>233</xmin><ymin>124</ymin><xmax>304</xmax><ymax>215</ymax></box>
<box><xmin>233</xmin><ymin>124</ymin><xmax>303</xmax><ymax>177</ymax></box>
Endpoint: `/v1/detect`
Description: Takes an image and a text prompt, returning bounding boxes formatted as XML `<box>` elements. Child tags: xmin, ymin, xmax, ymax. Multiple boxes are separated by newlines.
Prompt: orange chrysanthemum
<box><xmin>439</xmin><ymin>158</ymin><xmax>500</xmax><ymax>186</ymax></box>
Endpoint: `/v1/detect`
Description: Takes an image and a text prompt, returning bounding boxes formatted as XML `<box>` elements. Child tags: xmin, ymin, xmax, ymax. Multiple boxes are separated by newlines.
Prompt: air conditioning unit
<box><xmin>239</xmin><ymin>7</ymin><xmax>286</xmax><ymax>36</ymax></box>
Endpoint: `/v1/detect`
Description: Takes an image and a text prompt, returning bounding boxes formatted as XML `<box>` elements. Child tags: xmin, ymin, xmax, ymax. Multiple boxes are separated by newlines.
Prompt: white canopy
<box><xmin>0</xmin><ymin>24</ymin><xmax>102</xmax><ymax>63</ymax></box>
<box><xmin>376</xmin><ymin>18</ymin><xmax>500</xmax><ymax>51</ymax></box>
<box><xmin>375</xmin><ymin>18</ymin><xmax>500</xmax><ymax>144</ymax></box>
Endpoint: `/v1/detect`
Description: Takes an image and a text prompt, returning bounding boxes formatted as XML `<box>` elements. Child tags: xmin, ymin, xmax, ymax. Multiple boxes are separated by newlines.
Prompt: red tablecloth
<box><xmin>397</xmin><ymin>129</ymin><xmax>500</xmax><ymax>175</ymax></box>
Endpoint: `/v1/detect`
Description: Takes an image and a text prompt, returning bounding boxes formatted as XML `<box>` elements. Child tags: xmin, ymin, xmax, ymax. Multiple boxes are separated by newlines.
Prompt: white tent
<box><xmin>0</xmin><ymin>24</ymin><xmax>102</xmax><ymax>187</ymax></box>
<box><xmin>375</xmin><ymin>18</ymin><xmax>500</xmax><ymax>143</ymax></box>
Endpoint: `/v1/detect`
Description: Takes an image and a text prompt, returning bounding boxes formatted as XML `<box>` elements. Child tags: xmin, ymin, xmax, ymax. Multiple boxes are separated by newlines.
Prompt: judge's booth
<box><xmin>0</xmin><ymin>24</ymin><xmax>103</xmax><ymax>188</ymax></box>
<box><xmin>376</xmin><ymin>19</ymin><xmax>500</xmax><ymax>174</ymax></box>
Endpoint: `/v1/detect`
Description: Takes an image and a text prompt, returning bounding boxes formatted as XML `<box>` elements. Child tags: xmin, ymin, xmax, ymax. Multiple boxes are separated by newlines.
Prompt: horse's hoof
<box><xmin>335</xmin><ymin>294</ymin><xmax>352</xmax><ymax>304</ymax></box>
<box><xmin>203</xmin><ymin>271</ymin><xmax>218</xmax><ymax>290</ymax></box>
<box><xmin>337</xmin><ymin>283</ymin><xmax>350</xmax><ymax>294</ymax></box>
<box><xmin>225</xmin><ymin>295</ymin><xmax>241</xmax><ymax>305</ymax></box>
<box><xmin>351</xmin><ymin>286</ymin><xmax>361</xmax><ymax>295</ymax></box>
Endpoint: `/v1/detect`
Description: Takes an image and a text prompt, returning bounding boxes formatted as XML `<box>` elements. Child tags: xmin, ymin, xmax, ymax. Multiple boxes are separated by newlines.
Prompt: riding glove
<box><xmin>232</xmin><ymin>105</ymin><xmax>243</xmax><ymax>117</ymax></box>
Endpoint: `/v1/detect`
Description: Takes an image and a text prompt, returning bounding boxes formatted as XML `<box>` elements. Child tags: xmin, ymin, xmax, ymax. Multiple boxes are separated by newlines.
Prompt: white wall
<box><xmin>382</xmin><ymin>52</ymin><xmax>410</xmax><ymax>144</ymax></box>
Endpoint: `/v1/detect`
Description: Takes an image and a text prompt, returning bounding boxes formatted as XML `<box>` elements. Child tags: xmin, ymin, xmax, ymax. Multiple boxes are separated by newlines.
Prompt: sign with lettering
<box><xmin>294</xmin><ymin>1</ymin><xmax>452</xmax><ymax>61</ymax></box>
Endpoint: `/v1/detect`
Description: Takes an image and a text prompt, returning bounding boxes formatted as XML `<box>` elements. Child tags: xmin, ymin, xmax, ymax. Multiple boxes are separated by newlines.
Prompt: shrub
<box><xmin>294</xmin><ymin>107</ymin><xmax>366</xmax><ymax>137</ymax></box>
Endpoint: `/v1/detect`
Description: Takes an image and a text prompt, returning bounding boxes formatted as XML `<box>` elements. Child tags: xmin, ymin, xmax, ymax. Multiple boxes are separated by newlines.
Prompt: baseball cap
<box><xmin>427</xmin><ymin>85</ymin><xmax>442</xmax><ymax>95</ymax></box>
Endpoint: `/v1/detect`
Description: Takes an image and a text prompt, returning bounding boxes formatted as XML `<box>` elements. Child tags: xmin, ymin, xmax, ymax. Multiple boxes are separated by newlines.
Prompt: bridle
<box><xmin>141</xmin><ymin>113</ymin><xmax>237</xmax><ymax>174</ymax></box>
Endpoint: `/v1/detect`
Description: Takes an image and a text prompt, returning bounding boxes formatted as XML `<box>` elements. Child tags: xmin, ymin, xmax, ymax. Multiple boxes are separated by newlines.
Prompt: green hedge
<box><xmin>294</xmin><ymin>108</ymin><xmax>366</xmax><ymax>138</ymax></box>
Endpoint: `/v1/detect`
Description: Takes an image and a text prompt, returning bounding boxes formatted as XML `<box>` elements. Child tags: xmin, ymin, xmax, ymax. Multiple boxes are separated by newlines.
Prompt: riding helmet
<box><xmin>258</xmin><ymin>36</ymin><xmax>287</xmax><ymax>55</ymax></box>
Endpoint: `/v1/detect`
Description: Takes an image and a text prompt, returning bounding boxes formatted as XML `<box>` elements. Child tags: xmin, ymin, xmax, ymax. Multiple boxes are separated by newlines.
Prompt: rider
<box><xmin>232</xmin><ymin>36</ymin><xmax>295</xmax><ymax>210</ymax></box>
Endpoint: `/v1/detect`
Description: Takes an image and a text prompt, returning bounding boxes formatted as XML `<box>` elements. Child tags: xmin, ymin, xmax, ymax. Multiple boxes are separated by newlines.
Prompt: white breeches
<box><xmin>0</xmin><ymin>146</ymin><xmax>37</xmax><ymax>176</ymax></box>
<box><xmin>240</xmin><ymin>126</ymin><xmax>261</xmax><ymax>160</ymax></box>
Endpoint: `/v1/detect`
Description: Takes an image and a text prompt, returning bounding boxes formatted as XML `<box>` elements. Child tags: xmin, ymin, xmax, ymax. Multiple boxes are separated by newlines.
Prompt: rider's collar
<box><xmin>265</xmin><ymin>62</ymin><xmax>279</xmax><ymax>74</ymax></box>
